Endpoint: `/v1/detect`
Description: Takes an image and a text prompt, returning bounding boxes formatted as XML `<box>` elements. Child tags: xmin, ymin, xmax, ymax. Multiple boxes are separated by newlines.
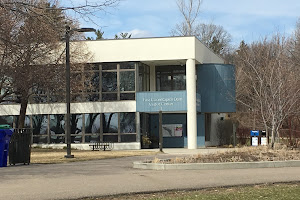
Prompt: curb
<box><xmin>133</xmin><ymin>160</ymin><xmax>300</xmax><ymax>170</ymax></box>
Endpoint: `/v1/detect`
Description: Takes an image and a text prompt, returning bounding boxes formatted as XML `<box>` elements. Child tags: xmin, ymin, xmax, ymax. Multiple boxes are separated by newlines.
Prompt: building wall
<box><xmin>197</xmin><ymin>64</ymin><xmax>236</xmax><ymax>113</ymax></box>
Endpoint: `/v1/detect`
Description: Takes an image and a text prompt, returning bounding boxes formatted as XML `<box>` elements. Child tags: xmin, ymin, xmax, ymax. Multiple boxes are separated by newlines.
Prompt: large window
<box><xmin>29</xmin><ymin>62</ymin><xmax>137</xmax><ymax>103</ymax></box>
<box><xmin>138</xmin><ymin>63</ymin><xmax>150</xmax><ymax>92</ymax></box>
<box><xmin>32</xmin><ymin>115</ymin><xmax>48</xmax><ymax>143</ymax></box>
<box><xmin>9</xmin><ymin>112</ymin><xmax>137</xmax><ymax>144</ymax></box>
<box><xmin>156</xmin><ymin>65</ymin><xmax>186</xmax><ymax>91</ymax></box>
<box><xmin>49</xmin><ymin>115</ymin><xmax>65</xmax><ymax>143</ymax></box>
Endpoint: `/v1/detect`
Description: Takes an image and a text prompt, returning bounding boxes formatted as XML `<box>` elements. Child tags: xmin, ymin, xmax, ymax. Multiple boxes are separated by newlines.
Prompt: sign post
<box><xmin>159</xmin><ymin>111</ymin><xmax>163</xmax><ymax>152</ymax></box>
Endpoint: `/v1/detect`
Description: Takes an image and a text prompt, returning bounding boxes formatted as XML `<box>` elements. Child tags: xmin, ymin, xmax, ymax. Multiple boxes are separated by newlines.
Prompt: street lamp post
<box><xmin>65</xmin><ymin>25</ymin><xmax>95</xmax><ymax>158</ymax></box>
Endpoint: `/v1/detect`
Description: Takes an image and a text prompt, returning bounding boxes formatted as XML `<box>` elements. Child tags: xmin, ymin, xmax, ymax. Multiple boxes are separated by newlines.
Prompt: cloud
<box><xmin>127</xmin><ymin>29</ymin><xmax>153</xmax><ymax>38</ymax></box>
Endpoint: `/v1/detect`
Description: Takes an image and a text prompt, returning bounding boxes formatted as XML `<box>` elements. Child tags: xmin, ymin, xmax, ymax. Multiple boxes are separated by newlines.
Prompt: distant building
<box><xmin>0</xmin><ymin>36</ymin><xmax>235</xmax><ymax>149</ymax></box>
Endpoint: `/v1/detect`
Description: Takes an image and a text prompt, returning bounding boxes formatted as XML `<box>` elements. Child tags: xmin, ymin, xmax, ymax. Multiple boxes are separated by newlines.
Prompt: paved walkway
<box><xmin>1</xmin><ymin>148</ymin><xmax>300</xmax><ymax>200</ymax></box>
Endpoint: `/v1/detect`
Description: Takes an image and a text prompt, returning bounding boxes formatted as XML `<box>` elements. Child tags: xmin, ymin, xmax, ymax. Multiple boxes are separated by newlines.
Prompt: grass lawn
<box><xmin>83</xmin><ymin>182</ymin><xmax>300</xmax><ymax>200</ymax></box>
<box><xmin>30</xmin><ymin>148</ymin><xmax>157</xmax><ymax>164</ymax></box>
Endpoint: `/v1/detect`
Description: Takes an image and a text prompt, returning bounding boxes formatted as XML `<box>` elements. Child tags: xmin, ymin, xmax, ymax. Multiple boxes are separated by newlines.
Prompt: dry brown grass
<box><xmin>31</xmin><ymin>148</ymin><xmax>157</xmax><ymax>164</ymax></box>
<box><xmin>154</xmin><ymin>146</ymin><xmax>300</xmax><ymax>164</ymax></box>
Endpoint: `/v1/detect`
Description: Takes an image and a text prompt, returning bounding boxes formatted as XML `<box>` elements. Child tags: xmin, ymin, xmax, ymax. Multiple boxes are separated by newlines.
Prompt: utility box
<box><xmin>250</xmin><ymin>130</ymin><xmax>259</xmax><ymax>146</ymax></box>
<box><xmin>261</xmin><ymin>130</ymin><xmax>267</xmax><ymax>146</ymax></box>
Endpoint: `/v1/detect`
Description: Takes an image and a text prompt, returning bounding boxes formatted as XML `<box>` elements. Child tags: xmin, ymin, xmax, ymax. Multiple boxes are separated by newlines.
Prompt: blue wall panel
<box><xmin>197</xmin><ymin>113</ymin><xmax>205</xmax><ymax>147</ymax></box>
<box><xmin>197</xmin><ymin>64</ymin><xmax>236</xmax><ymax>113</ymax></box>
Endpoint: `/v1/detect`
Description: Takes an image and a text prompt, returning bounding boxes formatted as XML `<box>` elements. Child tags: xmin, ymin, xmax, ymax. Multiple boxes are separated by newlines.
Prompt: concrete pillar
<box><xmin>186</xmin><ymin>59</ymin><xmax>197</xmax><ymax>149</ymax></box>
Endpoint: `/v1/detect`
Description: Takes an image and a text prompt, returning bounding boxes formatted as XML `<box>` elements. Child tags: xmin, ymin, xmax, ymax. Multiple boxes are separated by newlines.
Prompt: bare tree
<box><xmin>195</xmin><ymin>22</ymin><xmax>232</xmax><ymax>55</ymax></box>
<box><xmin>114</xmin><ymin>32</ymin><xmax>132</xmax><ymax>39</ymax></box>
<box><xmin>171</xmin><ymin>0</ymin><xmax>231</xmax><ymax>56</ymax></box>
<box><xmin>171</xmin><ymin>0</ymin><xmax>202</xmax><ymax>36</ymax></box>
<box><xmin>0</xmin><ymin>0</ymin><xmax>110</xmax><ymax>128</ymax></box>
<box><xmin>234</xmin><ymin>34</ymin><xmax>300</xmax><ymax>147</ymax></box>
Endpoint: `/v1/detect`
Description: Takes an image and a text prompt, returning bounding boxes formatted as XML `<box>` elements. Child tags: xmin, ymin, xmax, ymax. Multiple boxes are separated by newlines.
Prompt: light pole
<box><xmin>65</xmin><ymin>25</ymin><xmax>95</xmax><ymax>158</ymax></box>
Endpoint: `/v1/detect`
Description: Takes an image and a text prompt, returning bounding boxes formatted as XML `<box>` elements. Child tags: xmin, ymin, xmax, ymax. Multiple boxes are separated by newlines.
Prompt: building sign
<box><xmin>162</xmin><ymin>124</ymin><xmax>183</xmax><ymax>137</ymax></box>
<box><xmin>136</xmin><ymin>91</ymin><xmax>187</xmax><ymax>112</ymax></box>
<box><xmin>250</xmin><ymin>130</ymin><xmax>259</xmax><ymax>136</ymax></box>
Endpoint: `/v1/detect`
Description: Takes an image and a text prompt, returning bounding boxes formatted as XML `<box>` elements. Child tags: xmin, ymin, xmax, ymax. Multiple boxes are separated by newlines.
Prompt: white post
<box><xmin>186</xmin><ymin>59</ymin><xmax>197</xmax><ymax>149</ymax></box>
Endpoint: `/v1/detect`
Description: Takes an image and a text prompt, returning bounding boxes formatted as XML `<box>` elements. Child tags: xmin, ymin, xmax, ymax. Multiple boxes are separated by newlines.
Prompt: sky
<box><xmin>67</xmin><ymin>0</ymin><xmax>300</xmax><ymax>46</ymax></box>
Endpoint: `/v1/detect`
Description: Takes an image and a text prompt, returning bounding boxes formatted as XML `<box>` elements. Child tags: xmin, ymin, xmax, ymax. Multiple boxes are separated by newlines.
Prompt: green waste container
<box><xmin>9</xmin><ymin>129</ymin><xmax>32</xmax><ymax>165</ymax></box>
<box><xmin>0</xmin><ymin>124</ymin><xmax>11</xmax><ymax>129</ymax></box>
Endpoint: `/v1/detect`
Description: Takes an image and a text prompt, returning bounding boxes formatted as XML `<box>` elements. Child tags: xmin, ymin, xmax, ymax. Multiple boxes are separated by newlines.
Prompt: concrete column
<box><xmin>186</xmin><ymin>59</ymin><xmax>197</xmax><ymax>149</ymax></box>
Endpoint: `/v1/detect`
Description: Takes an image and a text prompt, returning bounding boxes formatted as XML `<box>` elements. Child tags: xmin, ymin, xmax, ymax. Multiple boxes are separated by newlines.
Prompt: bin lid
<box><xmin>0</xmin><ymin>124</ymin><xmax>11</xmax><ymax>129</ymax></box>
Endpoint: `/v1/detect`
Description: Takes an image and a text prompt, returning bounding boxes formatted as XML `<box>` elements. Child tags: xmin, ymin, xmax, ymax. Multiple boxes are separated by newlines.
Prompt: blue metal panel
<box><xmin>136</xmin><ymin>91</ymin><xmax>187</xmax><ymax>112</ymax></box>
<box><xmin>197</xmin><ymin>64</ymin><xmax>236</xmax><ymax>113</ymax></box>
<box><xmin>196</xmin><ymin>93</ymin><xmax>201</xmax><ymax>112</ymax></box>
<box><xmin>197</xmin><ymin>113</ymin><xmax>205</xmax><ymax>147</ymax></box>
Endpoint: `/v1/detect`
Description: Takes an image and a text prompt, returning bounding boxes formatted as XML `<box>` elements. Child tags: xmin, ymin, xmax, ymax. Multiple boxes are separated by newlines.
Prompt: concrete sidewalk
<box><xmin>1</xmin><ymin>149</ymin><xmax>300</xmax><ymax>200</ymax></box>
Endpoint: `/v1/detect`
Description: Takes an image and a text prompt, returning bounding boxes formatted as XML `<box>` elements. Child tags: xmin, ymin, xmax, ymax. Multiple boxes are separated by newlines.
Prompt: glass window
<box><xmin>102</xmin><ymin>72</ymin><xmax>117</xmax><ymax>92</ymax></box>
<box><xmin>102</xmin><ymin>93</ymin><xmax>117</xmax><ymax>101</ymax></box>
<box><xmin>102</xmin><ymin>113</ymin><xmax>118</xmax><ymax>133</ymax></box>
<box><xmin>120</xmin><ymin>93</ymin><xmax>135</xmax><ymax>100</ymax></box>
<box><xmin>15</xmin><ymin>115</ymin><xmax>31</xmax><ymax>128</ymax></box>
<box><xmin>0</xmin><ymin>116</ymin><xmax>13</xmax><ymax>127</ymax></box>
<box><xmin>71</xmin><ymin>114</ymin><xmax>82</xmax><ymax>134</ymax></box>
<box><xmin>86</xmin><ymin>94</ymin><xmax>99</xmax><ymax>102</ymax></box>
<box><xmin>32</xmin><ymin>96</ymin><xmax>48</xmax><ymax>103</ymax></box>
<box><xmin>120</xmin><ymin>71</ymin><xmax>135</xmax><ymax>91</ymax></box>
<box><xmin>85</xmin><ymin>63</ymin><xmax>100</xmax><ymax>71</ymax></box>
<box><xmin>32</xmin><ymin>115</ymin><xmax>48</xmax><ymax>135</ymax></box>
<box><xmin>72</xmin><ymin>136</ymin><xmax>82</xmax><ymax>143</ymax></box>
<box><xmin>138</xmin><ymin>63</ymin><xmax>150</xmax><ymax>92</ymax></box>
<box><xmin>121</xmin><ymin>135</ymin><xmax>136</xmax><ymax>142</ymax></box>
<box><xmin>49</xmin><ymin>95</ymin><xmax>64</xmax><ymax>103</ymax></box>
<box><xmin>49</xmin><ymin>115</ymin><xmax>65</xmax><ymax>134</ymax></box>
<box><xmin>84</xmin><ymin>72</ymin><xmax>99</xmax><ymax>92</ymax></box>
<box><xmin>102</xmin><ymin>63</ymin><xmax>117</xmax><ymax>70</ymax></box>
<box><xmin>33</xmin><ymin>136</ymin><xmax>48</xmax><ymax>144</ymax></box>
<box><xmin>85</xmin><ymin>114</ymin><xmax>100</xmax><ymax>134</ymax></box>
<box><xmin>85</xmin><ymin>135</ymin><xmax>100</xmax><ymax>143</ymax></box>
<box><xmin>156</xmin><ymin>66</ymin><xmax>186</xmax><ymax>91</ymax></box>
<box><xmin>50</xmin><ymin>136</ymin><xmax>64</xmax><ymax>144</ymax></box>
<box><xmin>120</xmin><ymin>62</ymin><xmax>135</xmax><ymax>69</ymax></box>
<box><xmin>120</xmin><ymin>113</ymin><xmax>136</xmax><ymax>133</ymax></box>
<box><xmin>103</xmin><ymin>135</ymin><xmax>118</xmax><ymax>142</ymax></box>
<box><xmin>71</xmin><ymin>94</ymin><xmax>85</xmax><ymax>102</ymax></box>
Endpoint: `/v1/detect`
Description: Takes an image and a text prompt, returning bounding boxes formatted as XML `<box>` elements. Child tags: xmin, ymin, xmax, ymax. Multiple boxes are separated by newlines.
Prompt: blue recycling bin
<box><xmin>0</xmin><ymin>129</ymin><xmax>13</xmax><ymax>167</ymax></box>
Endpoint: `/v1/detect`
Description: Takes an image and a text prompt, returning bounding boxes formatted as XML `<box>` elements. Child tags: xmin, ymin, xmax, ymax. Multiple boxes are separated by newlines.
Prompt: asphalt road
<box><xmin>1</xmin><ymin>152</ymin><xmax>300</xmax><ymax>200</ymax></box>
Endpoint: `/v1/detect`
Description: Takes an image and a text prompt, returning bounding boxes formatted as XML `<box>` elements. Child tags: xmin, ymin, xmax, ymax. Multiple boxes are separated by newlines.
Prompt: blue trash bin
<box><xmin>0</xmin><ymin>129</ymin><xmax>14</xmax><ymax>167</ymax></box>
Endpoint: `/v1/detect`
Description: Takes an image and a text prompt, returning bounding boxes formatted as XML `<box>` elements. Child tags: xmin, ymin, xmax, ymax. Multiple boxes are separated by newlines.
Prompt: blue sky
<box><xmin>69</xmin><ymin>0</ymin><xmax>300</xmax><ymax>46</ymax></box>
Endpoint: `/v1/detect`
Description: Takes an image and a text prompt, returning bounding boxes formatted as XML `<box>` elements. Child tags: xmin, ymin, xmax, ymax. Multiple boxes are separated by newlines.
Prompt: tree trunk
<box><xmin>271</xmin><ymin>128</ymin><xmax>276</xmax><ymax>148</ymax></box>
<box><xmin>18</xmin><ymin>92</ymin><xmax>29</xmax><ymax>128</ymax></box>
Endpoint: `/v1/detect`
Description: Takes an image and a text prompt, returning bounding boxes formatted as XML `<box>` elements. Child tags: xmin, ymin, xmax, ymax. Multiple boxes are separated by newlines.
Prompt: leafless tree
<box><xmin>171</xmin><ymin>0</ymin><xmax>202</xmax><ymax>36</ymax></box>
<box><xmin>234</xmin><ymin>34</ymin><xmax>300</xmax><ymax>147</ymax></box>
<box><xmin>171</xmin><ymin>0</ymin><xmax>231</xmax><ymax>56</ymax></box>
<box><xmin>0</xmin><ymin>0</ymin><xmax>117</xmax><ymax>128</ymax></box>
